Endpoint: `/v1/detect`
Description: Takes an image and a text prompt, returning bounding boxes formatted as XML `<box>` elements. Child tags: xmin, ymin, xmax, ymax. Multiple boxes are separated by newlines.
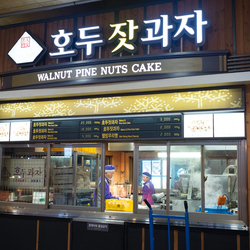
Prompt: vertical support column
<box><xmin>201</xmin><ymin>145</ymin><xmax>205</xmax><ymax>212</ymax></box>
<box><xmin>142</xmin><ymin>227</ymin><xmax>145</xmax><ymax>250</ymax></box>
<box><xmin>67</xmin><ymin>221</ymin><xmax>71</xmax><ymax>250</ymax></box>
<box><xmin>36</xmin><ymin>220</ymin><xmax>40</xmax><ymax>250</ymax></box>
<box><xmin>166</xmin><ymin>141</ymin><xmax>171</xmax><ymax>214</ymax></box>
<box><xmin>72</xmin><ymin>151</ymin><xmax>77</xmax><ymax>206</ymax></box>
<box><xmin>237</xmin><ymin>234</ymin><xmax>241</xmax><ymax>250</ymax></box>
<box><xmin>45</xmin><ymin>144</ymin><xmax>51</xmax><ymax>209</ymax></box>
<box><xmin>201</xmin><ymin>232</ymin><xmax>204</xmax><ymax>250</ymax></box>
<box><xmin>101</xmin><ymin>143</ymin><xmax>106</xmax><ymax>211</ymax></box>
<box><xmin>174</xmin><ymin>230</ymin><xmax>178</xmax><ymax>250</ymax></box>
<box><xmin>99</xmin><ymin>47</ymin><xmax>102</xmax><ymax>59</ymax></box>
<box><xmin>133</xmin><ymin>143</ymin><xmax>139</xmax><ymax>213</ymax></box>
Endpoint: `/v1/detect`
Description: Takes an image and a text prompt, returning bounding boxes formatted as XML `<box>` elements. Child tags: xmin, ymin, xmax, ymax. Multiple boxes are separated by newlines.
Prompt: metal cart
<box><xmin>144</xmin><ymin>199</ymin><xmax>190</xmax><ymax>250</ymax></box>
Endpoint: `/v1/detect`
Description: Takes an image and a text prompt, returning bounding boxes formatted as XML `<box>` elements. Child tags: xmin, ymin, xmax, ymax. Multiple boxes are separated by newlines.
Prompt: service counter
<box><xmin>0</xmin><ymin>136</ymin><xmax>247</xmax><ymax>249</ymax></box>
<box><xmin>0</xmin><ymin>203</ymin><xmax>248</xmax><ymax>250</ymax></box>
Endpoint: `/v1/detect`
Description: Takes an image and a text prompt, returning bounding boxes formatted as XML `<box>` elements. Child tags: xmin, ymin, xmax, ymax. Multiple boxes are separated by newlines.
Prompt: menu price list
<box><xmin>31</xmin><ymin>115</ymin><xmax>182</xmax><ymax>141</ymax></box>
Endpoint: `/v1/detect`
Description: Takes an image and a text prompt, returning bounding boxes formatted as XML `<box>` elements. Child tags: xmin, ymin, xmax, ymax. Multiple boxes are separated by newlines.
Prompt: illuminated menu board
<box><xmin>214</xmin><ymin>112</ymin><xmax>245</xmax><ymax>137</ymax></box>
<box><xmin>31</xmin><ymin>115</ymin><xmax>182</xmax><ymax>141</ymax></box>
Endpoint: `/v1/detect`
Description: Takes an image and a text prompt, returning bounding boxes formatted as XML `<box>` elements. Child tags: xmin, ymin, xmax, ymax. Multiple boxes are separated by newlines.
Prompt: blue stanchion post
<box><xmin>184</xmin><ymin>201</ymin><xmax>190</xmax><ymax>250</ymax></box>
<box><xmin>144</xmin><ymin>199</ymin><xmax>154</xmax><ymax>250</ymax></box>
<box><xmin>167</xmin><ymin>218</ymin><xmax>171</xmax><ymax>250</ymax></box>
<box><xmin>149</xmin><ymin>208</ymin><xmax>154</xmax><ymax>250</ymax></box>
<box><xmin>144</xmin><ymin>199</ymin><xmax>190</xmax><ymax>250</ymax></box>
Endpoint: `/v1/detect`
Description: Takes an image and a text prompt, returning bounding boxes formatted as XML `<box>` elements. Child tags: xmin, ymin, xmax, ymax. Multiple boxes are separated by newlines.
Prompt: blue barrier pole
<box><xmin>144</xmin><ymin>199</ymin><xmax>155</xmax><ymax>250</ymax></box>
<box><xmin>185</xmin><ymin>210</ymin><xmax>190</xmax><ymax>250</ymax></box>
<box><xmin>149</xmin><ymin>209</ymin><xmax>154</xmax><ymax>250</ymax></box>
<box><xmin>168</xmin><ymin>218</ymin><xmax>171</xmax><ymax>250</ymax></box>
<box><xmin>145</xmin><ymin>199</ymin><xmax>190</xmax><ymax>250</ymax></box>
<box><xmin>184</xmin><ymin>201</ymin><xmax>190</xmax><ymax>250</ymax></box>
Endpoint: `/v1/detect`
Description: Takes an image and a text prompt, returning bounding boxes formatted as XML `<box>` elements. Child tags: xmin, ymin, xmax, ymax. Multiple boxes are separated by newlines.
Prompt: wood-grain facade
<box><xmin>0</xmin><ymin>1</ymin><xmax>250</xmax><ymax>249</ymax></box>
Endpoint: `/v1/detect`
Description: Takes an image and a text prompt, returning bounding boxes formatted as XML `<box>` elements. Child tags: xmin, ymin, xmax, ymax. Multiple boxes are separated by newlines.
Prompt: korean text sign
<box><xmin>49</xmin><ymin>10</ymin><xmax>209</xmax><ymax>59</ymax></box>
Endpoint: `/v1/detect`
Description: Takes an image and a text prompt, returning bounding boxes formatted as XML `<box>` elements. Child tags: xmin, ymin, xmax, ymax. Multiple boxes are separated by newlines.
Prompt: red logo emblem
<box><xmin>21</xmin><ymin>37</ymin><xmax>30</xmax><ymax>48</ymax></box>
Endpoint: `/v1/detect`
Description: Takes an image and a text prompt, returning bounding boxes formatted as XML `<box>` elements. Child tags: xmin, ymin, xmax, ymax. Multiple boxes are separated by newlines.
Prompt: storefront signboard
<box><xmin>0</xmin><ymin>111</ymin><xmax>244</xmax><ymax>142</ymax></box>
<box><xmin>0</xmin><ymin>88</ymin><xmax>242</xmax><ymax>120</ymax></box>
<box><xmin>31</xmin><ymin>115</ymin><xmax>182</xmax><ymax>141</ymax></box>
<box><xmin>2</xmin><ymin>50</ymin><xmax>227</xmax><ymax>90</ymax></box>
<box><xmin>2</xmin><ymin>9</ymin><xmax>217</xmax><ymax>90</ymax></box>
<box><xmin>8</xmin><ymin>31</ymin><xmax>47</xmax><ymax>67</ymax></box>
<box><xmin>30</xmin><ymin>111</ymin><xmax>245</xmax><ymax>141</ymax></box>
<box><xmin>7</xmin><ymin>10</ymin><xmax>209</xmax><ymax>67</ymax></box>
<box><xmin>48</xmin><ymin>10</ymin><xmax>209</xmax><ymax>58</ymax></box>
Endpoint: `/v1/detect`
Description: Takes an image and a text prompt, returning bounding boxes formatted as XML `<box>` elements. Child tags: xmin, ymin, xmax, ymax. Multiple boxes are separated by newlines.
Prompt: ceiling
<box><xmin>0</xmin><ymin>0</ymin><xmax>101</xmax><ymax>26</ymax></box>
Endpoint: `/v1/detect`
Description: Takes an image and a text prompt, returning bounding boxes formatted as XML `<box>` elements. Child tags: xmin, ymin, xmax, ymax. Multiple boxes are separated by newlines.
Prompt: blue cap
<box><xmin>105</xmin><ymin>165</ymin><xmax>115</xmax><ymax>172</ymax></box>
<box><xmin>142</xmin><ymin>172</ymin><xmax>151</xmax><ymax>178</ymax></box>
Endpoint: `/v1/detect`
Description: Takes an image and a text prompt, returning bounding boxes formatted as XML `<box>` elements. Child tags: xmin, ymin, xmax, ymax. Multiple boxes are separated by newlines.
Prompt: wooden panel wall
<box><xmin>178</xmin><ymin>0</ymin><xmax>199</xmax><ymax>52</ymax></box>
<box><xmin>45</xmin><ymin>18</ymin><xmax>75</xmax><ymax>65</ymax></box>
<box><xmin>146</xmin><ymin>3</ymin><xmax>174</xmax><ymax>54</ymax></box>
<box><xmin>118</xmin><ymin>7</ymin><xmax>145</xmax><ymax>56</ymax></box>
<box><xmin>0</xmin><ymin>0</ymin><xmax>250</xmax><ymax>73</ymax></box>
<box><xmin>235</xmin><ymin>0</ymin><xmax>250</xmax><ymax>55</ymax></box>
<box><xmin>202</xmin><ymin>0</ymin><xmax>233</xmax><ymax>54</ymax></box>
<box><xmin>85</xmin><ymin>12</ymin><xmax>115</xmax><ymax>60</ymax></box>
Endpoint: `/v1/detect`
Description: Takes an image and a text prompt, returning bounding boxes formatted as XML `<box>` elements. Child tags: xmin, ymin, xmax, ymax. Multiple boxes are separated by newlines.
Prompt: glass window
<box><xmin>0</xmin><ymin>145</ymin><xmax>47</xmax><ymax>204</ymax></box>
<box><xmin>50</xmin><ymin>145</ymin><xmax>101</xmax><ymax>207</ymax></box>
<box><xmin>138</xmin><ymin>145</ymin><xmax>167</xmax><ymax>211</ymax></box>
<box><xmin>204</xmin><ymin>145</ymin><xmax>238</xmax><ymax>215</ymax></box>
<box><xmin>104</xmin><ymin>143</ymin><xmax>133</xmax><ymax>213</ymax></box>
<box><xmin>170</xmin><ymin>145</ymin><xmax>201</xmax><ymax>212</ymax></box>
<box><xmin>0</xmin><ymin>141</ymin><xmax>242</xmax><ymax>224</ymax></box>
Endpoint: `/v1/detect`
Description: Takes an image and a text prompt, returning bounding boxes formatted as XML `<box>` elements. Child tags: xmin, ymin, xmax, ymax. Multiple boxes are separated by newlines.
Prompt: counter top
<box><xmin>0</xmin><ymin>202</ymin><xmax>247</xmax><ymax>231</ymax></box>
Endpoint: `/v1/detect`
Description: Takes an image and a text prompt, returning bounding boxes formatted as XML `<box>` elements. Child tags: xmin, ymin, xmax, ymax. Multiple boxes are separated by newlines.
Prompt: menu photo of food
<box><xmin>184</xmin><ymin>114</ymin><xmax>213</xmax><ymax>138</ymax></box>
<box><xmin>0</xmin><ymin>123</ymin><xmax>10</xmax><ymax>141</ymax></box>
<box><xmin>10</xmin><ymin>121</ymin><xmax>30</xmax><ymax>141</ymax></box>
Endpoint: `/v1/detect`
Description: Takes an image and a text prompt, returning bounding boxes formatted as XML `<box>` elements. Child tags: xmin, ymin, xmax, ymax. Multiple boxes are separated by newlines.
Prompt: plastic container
<box><xmin>106</xmin><ymin>199</ymin><xmax>133</xmax><ymax>212</ymax></box>
<box><xmin>196</xmin><ymin>205</ymin><xmax>233</xmax><ymax>214</ymax></box>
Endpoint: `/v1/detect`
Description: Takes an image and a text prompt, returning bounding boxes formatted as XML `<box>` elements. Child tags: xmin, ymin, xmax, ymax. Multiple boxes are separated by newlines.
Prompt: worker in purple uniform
<box><xmin>141</xmin><ymin>172</ymin><xmax>155</xmax><ymax>205</ymax></box>
<box><xmin>93</xmin><ymin>165</ymin><xmax>118</xmax><ymax>207</ymax></box>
